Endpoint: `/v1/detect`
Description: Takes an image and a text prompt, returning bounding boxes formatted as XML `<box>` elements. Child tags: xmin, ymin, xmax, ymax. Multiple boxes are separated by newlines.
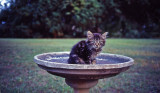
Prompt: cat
<box><xmin>68</xmin><ymin>31</ymin><xmax>108</xmax><ymax>64</ymax></box>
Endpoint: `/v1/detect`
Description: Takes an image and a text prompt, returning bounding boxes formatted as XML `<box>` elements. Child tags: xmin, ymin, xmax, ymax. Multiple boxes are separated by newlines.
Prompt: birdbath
<box><xmin>34</xmin><ymin>52</ymin><xmax>134</xmax><ymax>93</ymax></box>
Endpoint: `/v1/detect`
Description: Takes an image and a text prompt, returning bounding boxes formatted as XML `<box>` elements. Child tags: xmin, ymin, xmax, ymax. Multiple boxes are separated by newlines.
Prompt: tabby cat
<box><xmin>68</xmin><ymin>31</ymin><xmax>108</xmax><ymax>64</ymax></box>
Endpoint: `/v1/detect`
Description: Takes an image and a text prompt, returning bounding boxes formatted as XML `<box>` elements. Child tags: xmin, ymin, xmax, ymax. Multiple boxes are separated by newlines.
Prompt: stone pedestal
<box><xmin>65</xmin><ymin>79</ymin><xmax>98</xmax><ymax>93</ymax></box>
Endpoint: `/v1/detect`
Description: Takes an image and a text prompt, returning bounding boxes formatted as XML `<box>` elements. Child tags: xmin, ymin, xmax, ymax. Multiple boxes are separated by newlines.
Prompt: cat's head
<box><xmin>86</xmin><ymin>31</ymin><xmax>108</xmax><ymax>50</ymax></box>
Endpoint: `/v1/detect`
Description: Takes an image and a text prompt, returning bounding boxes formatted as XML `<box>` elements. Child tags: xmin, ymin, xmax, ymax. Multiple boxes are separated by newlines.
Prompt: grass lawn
<box><xmin>0</xmin><ymin>38</ymin><xmax>160</xmax><ymax>93</ymax></box>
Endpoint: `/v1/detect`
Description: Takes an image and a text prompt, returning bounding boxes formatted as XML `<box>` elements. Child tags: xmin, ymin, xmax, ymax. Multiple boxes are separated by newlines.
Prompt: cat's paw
<box><xmin>91</xmin><ymin>60</ymin><xmax>96</xmax><ymax>65</ymax></box>
<box><xmin>76</xmin><ymin>58</ymin><xmax>85</xmax><ymax>64</ymax></box>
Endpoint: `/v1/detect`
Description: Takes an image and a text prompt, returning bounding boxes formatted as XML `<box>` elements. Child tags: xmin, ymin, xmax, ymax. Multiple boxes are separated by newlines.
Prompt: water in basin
<box><xmin>38</xmin><ymin>53</ymin><xmax>129</xmax><ymax>64</ymax></box>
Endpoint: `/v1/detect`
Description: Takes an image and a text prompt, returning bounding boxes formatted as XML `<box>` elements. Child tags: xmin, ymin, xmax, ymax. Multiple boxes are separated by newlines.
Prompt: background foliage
<box><xmin>0</xmin><ymin>0</ymin><xmax>160</xmax><ymax>38</ymax></box>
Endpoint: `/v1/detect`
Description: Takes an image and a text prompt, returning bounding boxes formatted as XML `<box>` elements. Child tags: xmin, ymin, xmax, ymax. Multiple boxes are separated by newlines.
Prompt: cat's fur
<box><xmin>68</xmin><ymin>31</ymin><xmax>108</xmax><ymax>64</ymax></box>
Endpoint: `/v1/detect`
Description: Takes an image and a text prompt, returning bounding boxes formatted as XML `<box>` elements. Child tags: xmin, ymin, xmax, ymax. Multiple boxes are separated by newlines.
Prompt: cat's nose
<box><xmin>95</xmin><ymin>45</ymin><xmax>99</xmax><ymax>47</ymax></box>
<box><xmin>96</xmin><ymin>44</ymin><xmax>99</xmax><ymax>46</ymax></box>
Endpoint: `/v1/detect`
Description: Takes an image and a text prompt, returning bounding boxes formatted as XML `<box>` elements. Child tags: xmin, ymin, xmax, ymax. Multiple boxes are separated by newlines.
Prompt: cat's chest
<box><xmin>91</xmin><ymin>51</ymin><xmax>100</xmax><ymax>59</ymax></box>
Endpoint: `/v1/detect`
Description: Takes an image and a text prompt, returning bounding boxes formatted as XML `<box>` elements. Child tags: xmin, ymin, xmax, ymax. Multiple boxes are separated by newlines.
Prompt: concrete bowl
<box><xmin>34</xmin><ymin>52</ymin><xmax>134</xmax><ymax>93</ymax></box>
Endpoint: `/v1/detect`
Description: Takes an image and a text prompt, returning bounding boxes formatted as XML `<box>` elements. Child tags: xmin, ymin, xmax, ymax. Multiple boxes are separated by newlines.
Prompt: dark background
<box><xmin>0</xmin><ymin>0</ymin><xmax>160</xmax><ymax>38</ymax></box>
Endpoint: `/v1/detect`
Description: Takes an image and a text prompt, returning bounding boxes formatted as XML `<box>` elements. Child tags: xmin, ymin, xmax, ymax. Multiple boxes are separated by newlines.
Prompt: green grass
<box><xmin>0</xmin><ymin>38</ymin><xmax>160</xmax><ymax>93</ymax></box>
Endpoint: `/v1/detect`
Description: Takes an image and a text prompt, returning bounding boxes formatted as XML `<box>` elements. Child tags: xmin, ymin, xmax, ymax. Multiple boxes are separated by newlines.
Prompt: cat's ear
<box><xmin>102</xmin><ymin>32</ymin><xmax>108</xmax><ymax>39</ymax></box>
<box><xmin>87</xmin><ymin>31</ymin><xmax>93</xmax><ymax>39</ymax></box>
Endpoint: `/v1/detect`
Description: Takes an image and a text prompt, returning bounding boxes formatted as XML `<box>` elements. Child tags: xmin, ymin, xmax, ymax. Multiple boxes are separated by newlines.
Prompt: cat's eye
<box><xmin>89</xmin><ymin>40</ymin><xmax>94</xmax><ymax>43</ymax></box>
<box><xmin>89</xmin><ymin>40</ymin><xmax>94</xmax><ymax>42</ymax></box>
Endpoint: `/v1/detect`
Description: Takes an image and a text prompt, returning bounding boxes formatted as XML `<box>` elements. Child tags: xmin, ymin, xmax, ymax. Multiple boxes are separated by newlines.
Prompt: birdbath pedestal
<box><xmin>34</xmin><ymin>52</ymin><xmax>134</xmax><ymax>93</ymax></box>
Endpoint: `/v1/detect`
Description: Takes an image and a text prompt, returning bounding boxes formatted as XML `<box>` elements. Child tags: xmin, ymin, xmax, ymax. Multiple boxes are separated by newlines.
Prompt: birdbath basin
<box><xmin>34</xmin><ymin>52</ymin><xmax>134</xmax><ymax>93</ymax></box>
